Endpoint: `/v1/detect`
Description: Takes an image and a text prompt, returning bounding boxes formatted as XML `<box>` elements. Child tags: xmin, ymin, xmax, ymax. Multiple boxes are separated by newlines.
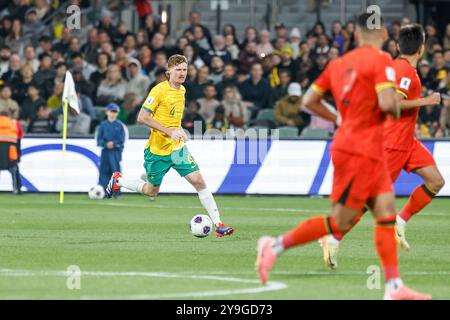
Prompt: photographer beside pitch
<box><xmin>104</xmin><ymin>54</ymin><xmax>234</xmax><ymax>238</ymax></box>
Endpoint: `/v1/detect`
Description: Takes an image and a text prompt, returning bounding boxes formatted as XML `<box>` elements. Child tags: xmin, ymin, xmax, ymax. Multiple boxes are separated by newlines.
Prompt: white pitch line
<box><xmin>80</xmin><ymin>201</ymin><xmax>449</xmax><ymax>216</ymax></box>
<box><xmin>0</xmin><ymin>269</ymin><xmax>287</xmax><ymax>299</ymax></box>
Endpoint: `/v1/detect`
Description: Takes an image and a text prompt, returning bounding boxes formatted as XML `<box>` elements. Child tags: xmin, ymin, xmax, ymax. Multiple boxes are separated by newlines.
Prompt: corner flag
<box><xmin>60</xmin><ymin>71</ymin><xmax>80</xmax><ymax>204</ymax></box>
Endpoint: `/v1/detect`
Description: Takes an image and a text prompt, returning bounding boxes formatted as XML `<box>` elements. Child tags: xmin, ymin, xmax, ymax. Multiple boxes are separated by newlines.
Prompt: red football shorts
<box><xmin>330</xmin><ymin>150</ymin><xmax>393</xmax><ymax>210</ymax></box>
<box><xmin>385</xmin><ymin>139</ymin><xmax>436</xmax><ymax>182</ymax></box>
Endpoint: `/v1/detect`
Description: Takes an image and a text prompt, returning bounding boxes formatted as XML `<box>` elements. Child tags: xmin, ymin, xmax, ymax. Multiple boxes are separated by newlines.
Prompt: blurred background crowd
<box><xmin>0</xmin><ymin>0</ymin><xmax>448</xmax><ymax>139</ymax></box>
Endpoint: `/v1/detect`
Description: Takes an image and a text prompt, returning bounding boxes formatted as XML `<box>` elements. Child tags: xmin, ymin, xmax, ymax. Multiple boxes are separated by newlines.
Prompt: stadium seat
<box><xmin>256</xmin><ymin>109</ymin><xmax>275</xmax><ymax>121</ymax></box>
<box><xmin>277</xmin><ymin>126</ymin><xmax>299</xmax><ymax>139</ymax></box>
<box><xmin>300</xmin><ymin>128</ymin><xmax>330</xmax><ymax>139</ymax></box>
<box><xmin>128</xmin><ymin>124</ymin><xmax>150</xmax><ymax>138</ymax></box>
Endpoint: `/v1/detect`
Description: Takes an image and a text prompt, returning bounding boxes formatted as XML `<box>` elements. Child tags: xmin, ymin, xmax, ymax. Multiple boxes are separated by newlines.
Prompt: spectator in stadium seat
<box><xmin>418</xmin><ymin>59</ymin><xmax>434</xmax><ymax>90</ymax></box>
<box><xmin>193</xmin><ymin>25</ymin><xmax>212</xmax><ymax>59</ymax></box>
<box><xmin>135</xmin><ymin>0</ymin><xmax>153</xmax><ymax>29</ymax></box>
<box><xmin>144</xmin><ymin>14</ymin><xmax>156</xmax><ymax>42</ymax></box>
<box><xmin>184</xmin><ymin>11</ymin><xmax>213</xmax><ymax>50</ymax></box>
<box><xmin>150</xmin><ymin>32</ymin><xmax>167</xmax><ymax>55</ymax></box>
<box><xmin>241</xmin><ymin>26</ymin><xmax>258</xmax><ymax>50</ymax></box>
<box><xmin>47</xmin><ymin>82</ymin><xmax>63</xmax><ymax>110</ymax></box>
<box><xmin>221</xmin><ymin>85</ymin><xmax>246</xmax><ymax>129</ymax></box>
<box><xmin>147</xmin><ymin>68</ymin><xmax>166</xmax><ymax>92</ymax></box>
<box><xmin>32</xmin><ymin>53</ymin><xmax>55</xmax><ymax>99</ymax></box>
<box><xmin>20</xmin><ymin>81</ymin><xmax>46</xmax><ymax>123</ymax></box>
<box><xmin>384</xmin><ymin>38</ymin><xmax>399</xmax><ymax>59</ymax></box>
<box><xmin>4</xmin><ymin>19</ymin><xmax>27</xmax><ymax>57</ymax></box>
<box><xmin>419</xmin><ymin>104</ymin><xmax>442</xmax><ymax>137</ymax></box>
<box><xmin>13</xmin><ymin>64</ymin><xmax>34</xmax><ymax>105</ymax></box>
<box><xmin>136</xmin><ymin>29</ymin><xmax>150</xmax><ymax>48</ymax></box>
<box><xmin>207</xmin><ymin>56</ymin><xmax>224</xmax><ymax>85</ymax></box>
<box><xmin>0</xmin><ymin>83</ymin><xmax>19</xmax><ymax>119</ymax></box>
<box><xmin>97</xmin><ymin>9</ymin><xmax>117</xmax><ymax>39</ymax></box>
<box><xmin>96</xmin><ymin>64</ymin><xmax>126</xmax><ymax>106</ymax></box>
<box><xmin>36</xmin><ymin>35</ymin><xmax>52</xmax><ymax>57</ymax></box>
<box><xmin>118</xmin><ymin>92</ymin><xmax>140</xmax><ymax>125</ymax></box>
<box><xmin>273</xmin><ymin>36</ymin><xmax>287</xmax><ymax>52</ymax></box>
<box><xmin>112</xmin><ymin>22</ymin><xmax>132</xmax><ymax>48</ymax></box>
<box><xmin>224</xmin><ymin>34</ymin><xmax>240</xmax><ymax>61</ymax></box>
<box><xmin>279</xmin><ymin>47</ymin><xmax>295</xmax><ymax>75</ymax></box>
<box><xmin>71</xmin><ymin>52</ymin><xmax>97</xmax><ymax>83</ymax></box>
<box><xmin>256</xmin><ymin>30</ymin><xmax>274</xmax><ymax>59</ymax></box>
<box><xmin>157</xmin><ymin>23</ymin><xmax>174</xmax><ymax>47</ymax></box>
<box><xmin>216</xmin><ymin>63</ymin><xmax>238</xmax><ymax>100</ymax></box>
<box><xmin>197</xmin><ymin>83</ymin><xmax>220</xmax><ymax>125</ymax></box>
<box><xmin>182</xmin><ymin>100</ymin><xmax>206</xmax><ymax>135</ymax></box>
<box><xmin>0</xmin><ymin>16</ymin><xmax>12</xmax><ymax>38</ymax></box>
<box><xmin>148</xmin><ymin>51</ymin><xmax>167</xmax><ymax>85</ymax></box>
<box><xmin>389</xmin><ymin>21</ymin><xmax>401</xmax><ymax>41</ymax></box>
<box><xmin>90</xmin><ymin>52</ymin><xmax>110</xmax><ymax>90</ymax></box>
<box><xmin>53</xmin><ymin>27</ymin><xmax>72</xmax><ymax>55</ymax></box>
<box><xmin>82</xmin><ymin>28</ymin><xmax>100</xmax><ymax>64</ymax></box>
<box><xmin>271</xmin><ymin>68</ymin><xmax>292</xmax><ymax>103</ymax></box>
<box><xmin>238</xmin><ymin>62</ymin><xmax>271</xmax><ymax>116</ymax></box>
<box><xmin>274</xmin><ymin>82</ymin><xmax>310</xmax><ymax>133</ymax></box>
<box><xmin>22</xmin><ymin>8</ymin><xmax>49</xmax><ymax>39</ymax></box>
<box><xmin>125</xmin><ymin>58</ymin><xmax>150</xmax><ymax>102</ymax></box>
<box><xmin>315</xmin><ymin>34</ymin><xmax>330</xmax><ymax>56</ymax></box>
<box><xmin>27</xmin><ymin>102</ymin><xmax>56</xmax><ymax>134</ymax></box>
<box><xmin>429</xmin><ymin>50</ymin><xmax>447</xmax><ymax>90</ymax></box>
<box><xmin>72</xmin><ymin>67</ymin><xmax>96</xmax><ymax>97</ymax></box>
<box><xmin>183</xmin><ymin>44</ymin><xmax>205</xmax><ymax>69</ymax></box>
<box><xmin>341</xmin><ymin>26</ymin><xmax>355</xmax><ymax>53</ymax></box>
<box><xmin>307</xmin><ymin>53</ymin><xmax>328</xmax><ymax>83</ymax></box>
<box><xmin>184</xmin><ymin>64</ymin><xmax>203</xmax><ymax>103</ymax></box>
<box><xmin>207</xmin><ymin>35</ymin><xmax>232</xmax><ymax>65</ymax></box>
<box><xmin>2</xmin><ymin>53</ymin><xmax>22</xmax><ymax>87</ymax></box>
<box><xmin>222</xmin><ymin>24</ymin><xmax>240</xmax><ymax>46</ymax></box>
<box><xmin>238</xmin><ymin>41</ymin><xmax>260</xmax><ymax>74</ymax></box>
<box><xmin>197</xmin><ymin>65</ymin><xmax>212</xmax><ymax>89</ymax></box>
<box><xmin>0</xmin><ymin>45</ymin><xmax>11</xmax><ymax>78</ymax></box>
<box><xmin>56</xmin><ymin>107</ymin><xmax>91</xmax><ymax>136</ymax></box>
<box><xmin>124</xmin><ymin>34</ymin><xmax>139</xmax><ymax>59</ymax></box>
<box><xmin>34</xmin><ymin>0</ymin><xmax>53</xmax><ymax>22</ymax></box>
<box><xmin>138</xmin><ymin>44</ymin><xmax>153</xmax><ymax>74</ymax></box>
<box><xmin>331</xmin><ymin>21</ymin><xmax>344</xmax><ymax>54</ymax></box>
<box><xmin>288</xmin><ymin>28</ymin><xmax>301</xmax><ymax>59</ymax></box>
<box><xmin>328</xmin><ymin>46</ymin><xmax>340</xmax><ymax>61</ymax></box>
<box><xmin>114</xmin><ymin>45</ymin><xmax>128</xmax><ymax>73</ymax></box>
<box><xmin>207</xmin><ymin>105</ymin><xmax>229</xmax><ymax>133</ymax></box>
<box><xmin>272</xmin><ymin>23</ymin><xmax>287</xmax><ymax>47</ymax></box>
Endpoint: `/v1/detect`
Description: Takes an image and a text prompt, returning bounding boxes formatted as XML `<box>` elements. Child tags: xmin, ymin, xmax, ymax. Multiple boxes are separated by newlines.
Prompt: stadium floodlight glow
<box><xmin>161</xmin><ymin>10</ymin><xmax>167</xmax><ymax>24</ymax></box>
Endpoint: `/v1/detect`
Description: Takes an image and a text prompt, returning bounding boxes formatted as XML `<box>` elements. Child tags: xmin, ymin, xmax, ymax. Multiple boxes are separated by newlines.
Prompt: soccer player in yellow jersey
<box><xmin>105</xmin><ymin>54</ymin><xmax>234</xmax><ymax>237</ymax></box>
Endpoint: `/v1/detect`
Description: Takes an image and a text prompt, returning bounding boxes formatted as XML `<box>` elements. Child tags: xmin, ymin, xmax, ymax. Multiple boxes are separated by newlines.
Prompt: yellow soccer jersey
<box><xmin>142</xmin><ymin>81</ymin><xmax>186</xmax><ymax>155</ymax></box>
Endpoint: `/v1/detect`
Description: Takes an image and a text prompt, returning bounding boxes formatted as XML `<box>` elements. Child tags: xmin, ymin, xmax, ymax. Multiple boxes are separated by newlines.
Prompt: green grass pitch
<box><xmin>0</xmin><ymin>193</ymin><xmax>449</xmax><ymax>299</ymax></box>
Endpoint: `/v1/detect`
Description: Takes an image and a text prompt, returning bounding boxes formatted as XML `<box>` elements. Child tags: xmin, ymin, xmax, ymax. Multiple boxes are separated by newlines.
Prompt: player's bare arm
<box><xmin>303</xmin><ymin>88</ymin><xmax>339</xmax><ymax>124</ymax></box>
<box><xmin>378</xmin><ymin>87</ymin><xmax>401</xmax><ymax>119</ymax></box>
<box><xmin>398</xmin><ymin>92</ymin><xmax>441</xmax><ymax>110</ymax></box>
<box><xmin>137</xmin><ymin>107</ymin><xmax>187</xmax><ymax>142</ymax></box>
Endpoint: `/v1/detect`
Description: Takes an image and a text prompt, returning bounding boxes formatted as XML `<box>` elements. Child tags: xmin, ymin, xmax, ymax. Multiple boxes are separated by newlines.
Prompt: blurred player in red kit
<box><xmin>320</xmin><ymin>23</ymin><xmax>444</xmax><ymax>270</ymax></box>
<box><xmin>256</xmin><ymin>13</ymin><xmax>432</xmax><ymax>300</ymax></box>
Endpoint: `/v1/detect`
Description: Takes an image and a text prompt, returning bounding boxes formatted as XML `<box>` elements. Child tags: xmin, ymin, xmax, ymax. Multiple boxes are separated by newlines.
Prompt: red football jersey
<box><xmin>311</xmin><ymin>46</ymin><xmax>396</xmax><ymax>161</ymax></box>
<box><xmin>383</xmin><ymin>57</ymin><xmax>422</xmax><ymax>151</ymax></box>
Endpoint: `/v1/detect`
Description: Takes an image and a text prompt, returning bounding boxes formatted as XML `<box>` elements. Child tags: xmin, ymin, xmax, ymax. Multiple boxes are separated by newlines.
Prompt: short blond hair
<box><xmin>166</xmin><ymin>54</ymin><xmax>188</xmax><ymax>78</ymax></box>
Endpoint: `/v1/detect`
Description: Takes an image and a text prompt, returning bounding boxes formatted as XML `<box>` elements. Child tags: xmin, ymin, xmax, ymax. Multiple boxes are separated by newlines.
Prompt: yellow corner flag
<box><xmin>60</xmin><ymin>71</ymin><xmax>80</xmax><ymax>204</ymax></box>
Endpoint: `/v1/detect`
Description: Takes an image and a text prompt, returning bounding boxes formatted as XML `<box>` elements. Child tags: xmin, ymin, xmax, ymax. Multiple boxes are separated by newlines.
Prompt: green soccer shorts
<box><xmin>143</xmin><ymin>146</ymin><xmax>200</xmax><ymax>186</ymax></box>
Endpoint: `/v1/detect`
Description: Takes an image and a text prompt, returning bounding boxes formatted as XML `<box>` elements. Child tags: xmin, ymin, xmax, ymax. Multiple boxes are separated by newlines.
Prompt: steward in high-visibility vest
<box><xmin>0</xmin><ymin>110</ymin><xmax>21</xmax><ymax>194</ymax></box>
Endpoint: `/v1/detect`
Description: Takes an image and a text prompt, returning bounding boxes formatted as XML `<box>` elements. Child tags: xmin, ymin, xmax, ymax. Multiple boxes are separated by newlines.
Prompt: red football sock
<box><xmin>399</xmin><ymin>184</ymin><xmax>435</xmax><ymax>222</ymax></box>
<box><xmin>282</xmin><ymin>216</ymin><xmax>339</xmax><ymax>249</ymax></box>
<box><xmin>374</xmin><ymin>215</ymin><xmax>399</xmax><ymax>280</ymax></box>
<box><xmin>333</xmin><ymin>208</ymin><xmax>366</xmax><ymax>241</ymax></box>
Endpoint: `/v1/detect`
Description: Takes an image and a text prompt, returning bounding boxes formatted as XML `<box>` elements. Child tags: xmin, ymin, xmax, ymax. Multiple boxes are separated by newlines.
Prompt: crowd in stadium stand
<box><xmin>0</xmin><ymin>1</ymin><xmax>449</xmax><ymax>138</ymax></box>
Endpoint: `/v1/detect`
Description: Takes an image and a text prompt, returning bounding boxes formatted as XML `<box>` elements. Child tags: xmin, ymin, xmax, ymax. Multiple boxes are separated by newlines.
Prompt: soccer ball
<box><xmin>88</xmin><ymin>185</ymin><xmax>105</xmax><ymax>200</ymax></box>
<box><xmin>189</xmin><ymin>215</ymin><xmax>213</xmax><ymax>238</ymax></box>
